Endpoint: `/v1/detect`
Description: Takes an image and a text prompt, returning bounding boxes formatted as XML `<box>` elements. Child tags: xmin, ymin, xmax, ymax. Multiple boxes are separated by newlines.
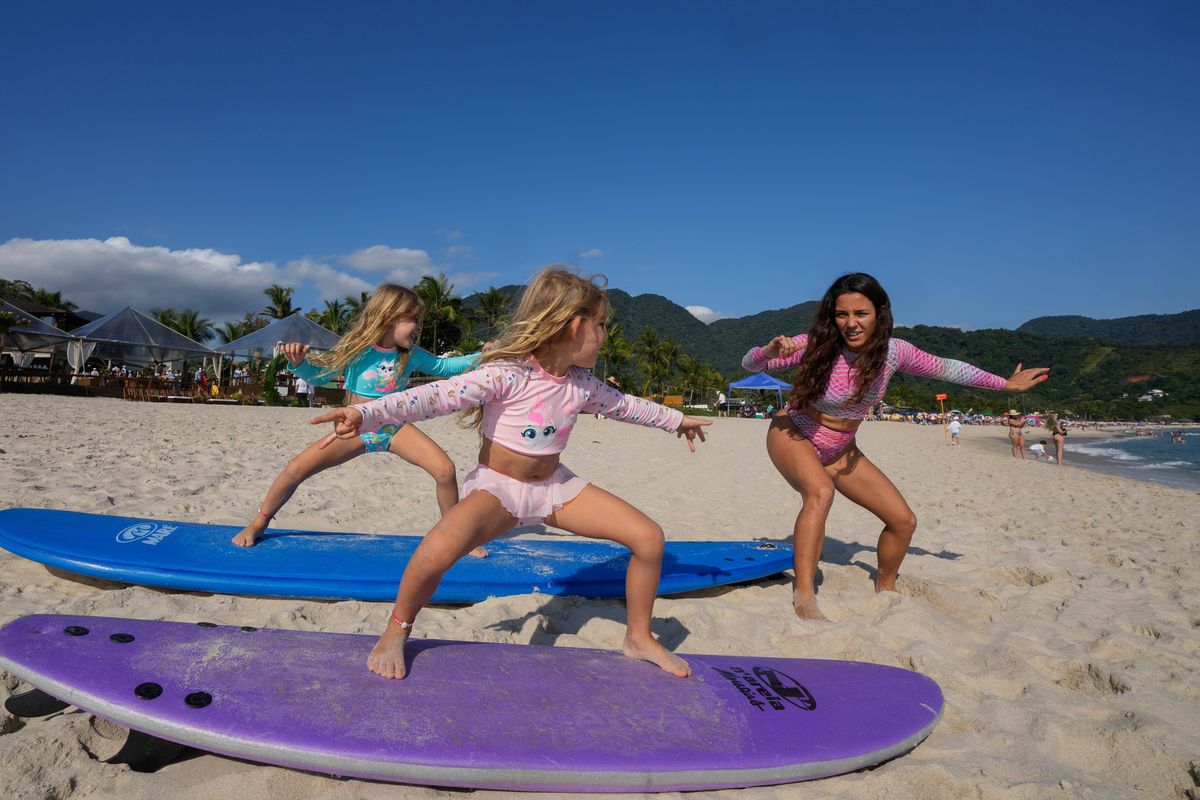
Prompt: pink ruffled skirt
<box><xmin>462</xmin><ymin>463</ymin><xmax>590</xmax><ymax>526</ymax></box>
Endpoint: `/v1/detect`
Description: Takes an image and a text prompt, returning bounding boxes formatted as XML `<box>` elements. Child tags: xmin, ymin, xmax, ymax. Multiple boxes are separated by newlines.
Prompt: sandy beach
<box><xmin>1</xmin><ymin>394</ymin><xmax>1197</xmax><ymax>799</ymax></box>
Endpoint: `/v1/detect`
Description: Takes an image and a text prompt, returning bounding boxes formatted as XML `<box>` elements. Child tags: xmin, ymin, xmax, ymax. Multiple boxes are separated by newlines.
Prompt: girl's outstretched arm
<box><xmin>284</xmin><ymin>343</ymin><xmax>339</xmax><ymax>385</ymax></box>
<box><xmin>406</xmin><ymin>346</ymin><xmax>483</xmax><ymax>378</ymax></box>
<box><xmin>356</xmin><ymin>363</ymin><xmax>520</xmax><ymax>431</ymax></box>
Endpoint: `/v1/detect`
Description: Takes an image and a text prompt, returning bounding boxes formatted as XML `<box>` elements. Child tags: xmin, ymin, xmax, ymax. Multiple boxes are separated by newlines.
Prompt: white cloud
<box><xmin>284</xmin><ymin>258</ymin><xmax>374</xmax><ymax>302</ymax></box>
<box><xmin>0</xmin><ymin>236</ymin><xmax>281</xmax><ymax>322</ymax></box>
<box><xmin>444</xmin><ymin>245</ymin><xmax>474</xmax><ymax>260</ymax></box>
<box><xmin>578</xmin><ymin>248</ymin><xmax>605</xmax><ymax>259</ymax></box>
<box><xmin>0</xmin><ymin>236</ymin><xmax>501</xmax><ymax>323</ymax></box>
<box><xmin>686</xmin><ymin>305</ymin><xmax>734</xmax><ymax>324</ymax></box>
<box><xmin>342</xmin><ymin>245</ymin><xmax>436</xmax><ymax>279</ymax></box>
<box><xmin>436</xmin><ymin>229</ymin><xmax>464</xmax><ymax>240</ymax></box>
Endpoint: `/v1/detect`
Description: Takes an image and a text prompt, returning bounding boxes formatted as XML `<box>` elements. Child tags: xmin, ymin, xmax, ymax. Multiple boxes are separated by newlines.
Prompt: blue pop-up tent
<box><xmin>729</xmin><ymin>372</ymin><xmax>791</xmax><ymax>408</ymax></box>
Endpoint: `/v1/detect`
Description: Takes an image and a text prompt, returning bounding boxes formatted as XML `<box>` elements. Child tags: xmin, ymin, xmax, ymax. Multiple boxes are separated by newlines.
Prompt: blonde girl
<box><xmin>232</xmin><ymin>284</ymin><xmax>482</xmax><ymax>548</ymax></box>
<box><xmin>311</xmin><ymin>267</ymin><xmax>711</xmax><ymax>680</ymax></box>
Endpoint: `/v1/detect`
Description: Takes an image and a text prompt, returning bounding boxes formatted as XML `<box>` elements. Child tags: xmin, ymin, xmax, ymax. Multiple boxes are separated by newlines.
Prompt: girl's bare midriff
<box><xmin>478</xmin><ymin>438</ymin><xmax>560</xmax><ymax>482</ymax></box>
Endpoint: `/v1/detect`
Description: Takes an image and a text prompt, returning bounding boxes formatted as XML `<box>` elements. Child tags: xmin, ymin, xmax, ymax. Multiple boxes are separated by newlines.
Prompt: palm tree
<box><xmin>677</xmin><ymin>355</ymin><xmax>707</xmax><ymax>404</ymax></box>
<box><xmin>415</xmin><ymin>274</ymin><xmax>463</xmax><ymax>353</ymax></box>
<box><xmin>261</xmin><ymin>285</ymin><xmax>297</xmax><ymax>320</ymax></box>
<box><xmin>344</xmin><ymin>291</ymin><xmax>370</xmax><ymax>326</ymax></box>
<box><xmin>216</xmin><ymin>321</ymin><xmax>245</xmax><ymax>344</ymax></box>
<box><xmin>30</xmin><ymin>289</ymin><xmax>77</xmax><ymax>312</ymax></box>
<box><xmin>150</xmin><ymin>308</ymin><xmax>179</xmax><ymax>330</ymax></box>
<box><xmin>176</xmin><ymin>309</ymin><xmax>215</xmax><ymax>343</ymax></box>
<box><xmin>308</xmin><ymin>299</ymin><xmax>349</xmax><ymax>333</ymax></box>
<box><xmin>475</xmin><ymin>287</ymin><xmax>511</xmax><ymax>333</ymax></box>
<box><xmin>597</xmin><ymin>321</ymin><xmax>632</xmax><ymax>381</ymax></box>
<box><xmin>658</xmin><ymin>337</ymin><xmax>682</xmax><ymax>392</ymax></box>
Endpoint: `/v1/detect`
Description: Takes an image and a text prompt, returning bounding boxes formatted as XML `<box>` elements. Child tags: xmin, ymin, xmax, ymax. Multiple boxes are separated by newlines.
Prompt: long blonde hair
<box><xmin>481</xmin><ymin>266</ymin><xmax>609</xmax><ymax>364</ymax></box>
<box><xmin>463</xmin><ymin>265</ymin><xmax>609</xmax><ymax>426</ymax></box>
<box><xmin>308</xmin><ymin>284</ymin><xmax>423</xmax><ymax>378</ymax></box>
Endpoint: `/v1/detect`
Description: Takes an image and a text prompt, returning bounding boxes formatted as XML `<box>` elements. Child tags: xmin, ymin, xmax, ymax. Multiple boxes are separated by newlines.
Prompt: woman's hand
<box><xmin>311</xmin><ymin>406</ymin><xmax>365</xmax><ymax>448</ymax></box>
<box><xmin>1004</xmin><ymin>363</ymin><xmax>1050</xmax><ymax>392</ymax></box>
<box><xmin>675</xmin><ymin>416</ymin><xmax>712</xmax><ymax>452</ymax></box>
<box><xmin>281</xmin><ymin>343</ymin><xmax>311</xmax><ymax>368</ymax></box>
<box><xmin>760</xmin><ymin>335</ymin><xmax>800</xmax><ymax>361</ymax></box>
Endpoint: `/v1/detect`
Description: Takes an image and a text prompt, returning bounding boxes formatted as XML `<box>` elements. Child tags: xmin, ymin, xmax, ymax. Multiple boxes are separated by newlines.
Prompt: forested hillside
<box><xmin>1017</xmin><ymin>309</ymin><xmax>1200</xmax><ymax>345</ymax></box>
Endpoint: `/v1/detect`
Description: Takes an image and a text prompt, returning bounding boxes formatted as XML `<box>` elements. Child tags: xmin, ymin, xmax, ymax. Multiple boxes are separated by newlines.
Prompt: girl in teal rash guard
<box><xmin>231</xmin><ymin>284</ymin><xmax>483</xmax><ymax>550</ymax></box>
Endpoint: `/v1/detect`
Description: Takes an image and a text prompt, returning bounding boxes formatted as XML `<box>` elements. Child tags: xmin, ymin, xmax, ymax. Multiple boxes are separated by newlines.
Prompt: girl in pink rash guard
<box><xmin>312</xmin><ymin>267</ymin><xmax>711</xmax><ymax>681</ymax></box>
<box><xmin>744</xmin><ymin>273</ymin><xmax>1048</xmax><ymax>622</ymax></box>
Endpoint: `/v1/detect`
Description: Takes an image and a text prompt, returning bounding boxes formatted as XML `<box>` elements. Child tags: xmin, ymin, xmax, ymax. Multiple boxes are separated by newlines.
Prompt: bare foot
<box><xmin>231</xmin><ymin>523</ymin><xmax>264</xmax><ymax>548</ymax></box>
<box><xmin>467</xmin><ymin>546</ymin><xmax>489</xmax><ymax>558</ymax></box>
<box><xmin>793</xmin><ymin>593</ymin><xmax>830</xmax><ymax>621</ymax></box>
<box><xmin>623</xmin><ymin>634</ymin><xmax>691</xmax><ymax>677</ymax></box>
<box><xmin>874</xmin><ymin>576</ymin><xmax>899</xmax><ymax>593</ymax></box>
<box><xmin>367</xmin><ymin>629</ymin><xmax>410</xmax><ymax>679</ymax></box>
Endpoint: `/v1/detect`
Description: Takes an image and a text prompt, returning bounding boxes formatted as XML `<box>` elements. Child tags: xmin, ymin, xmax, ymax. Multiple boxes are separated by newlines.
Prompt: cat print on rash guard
<box><xmin>361</xmin><ymin>359</ymin><xmax>398</xmax><ymax>393</ymax></box>
<box><xmin>521</xmin><ymin>398</ymin><xmax>572</xmax><ymax>451</ymax></box>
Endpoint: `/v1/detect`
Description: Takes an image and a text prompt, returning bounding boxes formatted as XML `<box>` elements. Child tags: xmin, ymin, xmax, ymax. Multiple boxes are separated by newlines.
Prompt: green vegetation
<box><xmin>1017</xmin><ymin>308</ymin><xmax>1200</xmax><ymax>345</ymax></box>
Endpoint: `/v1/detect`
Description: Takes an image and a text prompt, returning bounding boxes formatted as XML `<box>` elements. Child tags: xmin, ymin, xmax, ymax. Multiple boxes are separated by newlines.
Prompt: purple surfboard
<box><xmin>0</xmin><ymin>614</ymin><xmax>943</xmax><ymax>791</ymax></box>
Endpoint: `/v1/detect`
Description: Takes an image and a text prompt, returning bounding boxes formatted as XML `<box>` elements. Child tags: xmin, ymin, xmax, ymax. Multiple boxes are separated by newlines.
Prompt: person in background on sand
<box><xmin>1046</xmin><ymin>412</ymin><xmax>1067</xmax><ymax>465</ymax></box>
<box><xmin>948</xmin><ymin>417</ymin><xmax>962</xmax><ymax>446</ymax></box>
<box><xmin>311</xmin><ymin>267</ymin><xmax>711</xmax><ymax>680</ymax></box>
<box><xmin>294</xmin><ymin>375</ymin><xmax>310</xmax><ymax>406</ymax></box>
<box><xmin>1029</xmin><ymin>440</ymin><xmax>1050</xmax><ymax>461</ymax></box>
<box><xmin>1006</xmin><ymin>410</ymin><xmax>1027</xmax><ymax>459</ymax></box>
<box><xmin>742</xmin><ymin>272</ymin><xmax>1048</xmax><ymax>621</ymax></box>
<box><xmin>231</xmin><ymin>284</ymin><xmax>484</xmax><ymax>553</ymax></box>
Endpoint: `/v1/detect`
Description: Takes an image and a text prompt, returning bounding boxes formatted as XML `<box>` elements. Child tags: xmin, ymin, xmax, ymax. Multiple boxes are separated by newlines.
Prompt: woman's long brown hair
<box><xmin>787</xmin><ymin>272</ymin><xmax>894</xmax><ymax>410</ymax></box>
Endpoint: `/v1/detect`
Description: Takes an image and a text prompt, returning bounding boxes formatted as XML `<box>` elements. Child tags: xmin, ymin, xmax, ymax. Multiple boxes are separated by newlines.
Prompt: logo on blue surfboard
<box><xmin>115</xmin><ymin>523</ymin><xmax>177</xmax><ymax>545</ymax></box>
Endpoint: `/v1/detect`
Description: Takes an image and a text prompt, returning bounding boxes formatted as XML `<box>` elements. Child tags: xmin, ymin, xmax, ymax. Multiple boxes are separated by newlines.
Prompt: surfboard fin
<box><xmin>106</xmin><ymin>729</ymin><xmax>188</xmax><ymax>773</ymax></box>
<box><xmin>4</xmin><ymin>687</ymin><xmax>70</xmax><ymax>717</ymax></box>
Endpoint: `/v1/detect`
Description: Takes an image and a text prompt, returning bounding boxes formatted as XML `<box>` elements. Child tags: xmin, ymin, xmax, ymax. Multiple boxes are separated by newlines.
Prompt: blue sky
<box><xmin>2</xmin><ymin>1</ymin><xmax>1197</xmax><ymax>330</ymax></box>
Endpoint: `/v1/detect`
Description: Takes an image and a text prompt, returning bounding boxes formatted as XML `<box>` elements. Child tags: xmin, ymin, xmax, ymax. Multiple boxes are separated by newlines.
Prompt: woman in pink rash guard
<box><xmin>743</xmin><ymin>273</ymin><xmax>1048</xmax><ymax>621</ymax></box>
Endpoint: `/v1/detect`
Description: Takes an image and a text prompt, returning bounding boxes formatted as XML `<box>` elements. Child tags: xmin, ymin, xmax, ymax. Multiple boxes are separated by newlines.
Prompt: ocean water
<box><xmin>1068</xmin><ymin>432</ymin><xmax>1200</xmax><ymax>491</ymax></box>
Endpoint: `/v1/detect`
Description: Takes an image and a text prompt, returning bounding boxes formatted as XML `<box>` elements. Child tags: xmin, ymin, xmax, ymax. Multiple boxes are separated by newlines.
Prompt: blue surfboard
<box><xmin>0</xmin><ymin>508</ymin><xmax>792</xmax><ymax>603</ymax></box>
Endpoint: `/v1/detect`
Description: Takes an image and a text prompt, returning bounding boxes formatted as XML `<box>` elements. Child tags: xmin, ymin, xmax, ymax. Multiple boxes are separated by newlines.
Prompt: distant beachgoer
<box><xmin>231</xmin><ymin>284</ymin><xmax>483</xmax><ymax>551</ymax></box>
<box><xmin>717</xmin><ymin>391</ymin><xmax>727</xmax><ymax>417</ymax></box>
<box><xmin>948</xmin><ymin>418</ymin><xmax>961</xmax><ymax>445</ymax></box>
<box><xmin>1029</xmin><ymin>440</ymin><xmax>1049</xmax><ymax>461</ymax></box>
<box><xmin>294</xmin><ymin>375</ymin><xmax>310</xmax><ymax>406</ymax></box>
<box><xmin>1046</xmin><ymin>412</ymin><xmax>1067</xmax><ymax>465</ymax></box>
<box><xmin>1006</xmin><ymin>410</ymin><xmax>1026</xmax><ymax>459</ymax></box>
<box><xmin>743</xmin><ymin>272</ymin><xmax>1048</xmax><ymax>620</ymax></box>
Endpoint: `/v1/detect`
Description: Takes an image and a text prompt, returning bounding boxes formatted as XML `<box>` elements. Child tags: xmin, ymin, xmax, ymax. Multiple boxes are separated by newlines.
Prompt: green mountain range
<box><xmin>1017</xmin><ymin>308</ymin><xmax>1200</xmax><ymax>345</ymax></box>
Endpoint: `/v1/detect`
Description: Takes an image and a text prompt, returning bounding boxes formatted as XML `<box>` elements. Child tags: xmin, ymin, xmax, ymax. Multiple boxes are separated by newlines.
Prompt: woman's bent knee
<box><xmin>893</xmin><ymin>510</ymin><xmax>917</xmax><ymax>539</ymax></box>
<box><xmin>802</xmin><ymin>483</ymin><xmax>836</xmax><ymax>513</ymax></box>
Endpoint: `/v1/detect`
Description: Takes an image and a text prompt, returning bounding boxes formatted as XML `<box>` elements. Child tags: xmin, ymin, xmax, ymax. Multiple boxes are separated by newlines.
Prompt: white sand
<box><xmin>1</xmin><ymin>395</ymin><xmax>1197</xmax><ymax>799</ymax></box>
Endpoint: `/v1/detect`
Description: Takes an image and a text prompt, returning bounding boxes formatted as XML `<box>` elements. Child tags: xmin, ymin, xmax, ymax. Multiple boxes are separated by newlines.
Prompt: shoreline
<box><xmin>950</xmin><ymin>424</ymin><xmax>1200</xmax><ymax>491</ymax></box>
